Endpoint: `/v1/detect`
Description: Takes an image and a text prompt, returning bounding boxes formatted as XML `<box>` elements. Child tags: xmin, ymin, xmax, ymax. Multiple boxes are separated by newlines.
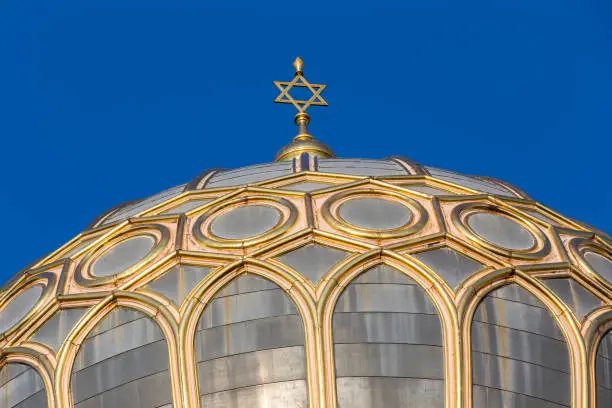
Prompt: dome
<box><xmin>1</xmin><ymin>60</ymin><xmax>611</xmax><ymax>408</ymax></box>
<box><xmin>2</xmin><ymin>155</ymin><xmax>612</xmax><ymax>408</ymax></box>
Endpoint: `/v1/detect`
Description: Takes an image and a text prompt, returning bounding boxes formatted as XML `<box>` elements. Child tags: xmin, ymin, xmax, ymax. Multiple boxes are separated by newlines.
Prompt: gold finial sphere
<box><xmin>293</xmin><ymin>57</ymin><xmax>304</xmax><ymax>75</ymax></box>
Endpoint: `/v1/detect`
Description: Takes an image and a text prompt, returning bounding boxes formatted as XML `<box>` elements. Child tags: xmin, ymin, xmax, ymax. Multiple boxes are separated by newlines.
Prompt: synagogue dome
<box><xmin>0</xmin><ymin>60</ymin><xmax>611</xmax><ymax>408</ymax></box>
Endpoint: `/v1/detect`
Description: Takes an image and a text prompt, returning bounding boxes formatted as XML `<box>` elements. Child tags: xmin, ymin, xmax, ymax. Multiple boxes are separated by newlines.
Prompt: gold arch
<box><xmin>456</xmin><ymin>268</ymin><xmax>588</xmax><ymax>408</ymax></box>
<box><xmin>317</xmin><ymin>249</ymin><xmax>460</xmax><ymax>408</ymax></box>
<box><xmin>53</xmin><ymin>291</ymin><xmax>182</xmax><ymax>408</ymax></box>
<box><xmin>178</xmin><ymin>257</ymin><xmax>320</xmax><ymax>408</ymax></box>
<box><xmin>582</xmin><ymin>305</ymin><xmax>612</xmax><ymax>408</ymax></box>
<box><xmin>0</xmin><ymin>346</ymin><xmax>56</xmax><ymax>408</ymax></box>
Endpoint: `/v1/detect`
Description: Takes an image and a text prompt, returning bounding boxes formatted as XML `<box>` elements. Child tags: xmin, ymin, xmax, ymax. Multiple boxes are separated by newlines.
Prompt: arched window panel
<box><xmin>195</xmin><ymin>274</ymin><xmax>308</xmax><ymax>407</ymax></box>
<box><xmin>596</xmin><ymin>330</ymin><xmax>612</xmax><ymax>407</ymax></box>
<box><xmin>70</xmin><ymin>307</ymin><xmax>172</xmax><ymax>408</ymax></box>
<box><xmin>332</xmin><ymin>264</ymin><xmax>444</xmax><ymax>408</ymax></box>
<box><xmin>0</xmin><ymin>363</ymin><xmax>47</xmax><ymax>408</ymax></box>
<box><xmin>30</xmin><ymin>308</ymin><xmax>88</xmax><ymax>352</ymax></box>
<box><xmin>471</xmin><ymin>284</ymin><xmax>571</xmax><ymax>408</ymax></box>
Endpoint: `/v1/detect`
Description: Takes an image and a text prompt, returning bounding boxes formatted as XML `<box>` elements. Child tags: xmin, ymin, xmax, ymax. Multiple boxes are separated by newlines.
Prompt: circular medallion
<box><xmin>91</xmin><ymin>235</ymin><xmax>156</xmax><ymax>277</ymax></box>
<box><xmin>584</xmin><ymin>251</ymin><xmax>612</xmax><ymax>283</ymax></box>
<box><xmin>194</xmin><ymin>196</ymin><xmax>298</xmax><ymax>248</ymax></box>
<box><xmin>452</xmin><ymin>203</ymin><xmax>549</xmax><ymax>259</ymax></box>
<box><xmin>210</xmin><ymin>205</ymin><xmax>281</xmax><ymax>240</ymax></box>
<box><xmin>76</xmin><ymin>224</ymin><xmax>170</xmax><ymax>287</ymax></box>
<box><xmin>0</xmin><ymin>285</ymin><xmax>44</xmax><ymax>334</ymax></box>
<box><xmin>466</xmin><ymin>212</ymin><xmax>535</xmax><ymax>251</ymax></box>
<box><xmin>321</xmin><ymin>190</ymin><xmax>428</xmax><ymax>239</ymax></box>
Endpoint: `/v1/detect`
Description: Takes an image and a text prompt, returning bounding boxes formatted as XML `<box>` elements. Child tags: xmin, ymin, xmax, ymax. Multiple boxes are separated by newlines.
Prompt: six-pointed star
<box><xmin>274</xmin><ymin>75</ymin><xmax>328</xmax><ymax>113</ymax></box>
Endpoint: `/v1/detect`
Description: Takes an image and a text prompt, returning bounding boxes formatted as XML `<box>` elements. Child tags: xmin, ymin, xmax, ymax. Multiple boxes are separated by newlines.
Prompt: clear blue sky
<box><xmin>1</xmin><ymin>1</ymin><xmax>611</xmax><ymax>282</ymax></box>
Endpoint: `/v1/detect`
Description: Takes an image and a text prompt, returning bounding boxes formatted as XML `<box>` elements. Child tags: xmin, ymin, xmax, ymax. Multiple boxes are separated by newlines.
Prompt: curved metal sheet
<box><xmin>30</xmin><ymin>308</ymin><xmax>88</xmax><ymax>352</ymax></box>
<box><xmin>542</xmin><ymin>278</ymin><xmax>602</xmax><ymax>320</ymax></box>
<box><xmin>317</xmin><ymin>158</ymin><xmax>407</xmax><ymax>176</ymax></box>
<box><xmin>413</xmin><ymin>247</ymin><xmax>483</xmax><ymax>289</ymax></box>
<box><xmin>0</xmin><ymin>363</ymin><xmax>46</xmax><ymax>408</ymax></box>
<box><xmin>333</xmin><ymin>264</ymin><xmax>443</xmax><ymax>407</ymax></box>
<box><xmin>275</xmin><ymin>243</ymin><xmax>349</xmax><ymax>284</ymax></box>
<box><xmin>91</xmin><ymin>236</ymin><xmax>155</xmax><ymax>278</ymax></box>
<box><xmin>145</xmin><ymin>265</ymin><xmax>212</xmax><ymax>306</ymax></box>
<box><xmin>206</xmin><ymin>162</ymin><xmax>293</xmax><ymax>188</ymax></box>
<box><xmin>426</xmin><ymin>167</ymin><xmax>514</xmax><ymax>196</ymax></box>
<box><xmin>199</xmin><ymin>380</ymin><xmax>307</xmax><ymax>408</ymax></box>
<box><xmin>596</xmin><ymin>330</ymin><xmax>612</xmax><ymax>407</ymax></box>
<box><xmin>336</xmin><ymin>377</ymin><xmax>444</xmax><ymax>408</ymax></box>
<box><xmin>71</xmin><ymin>308</ymin><xmax>171</xmax><ymax>408</ymax></box>
<box><xmin>472</xmin><ymin>284</ymin><xmax>570</xmax><ymax>407</ymax></box>
<box><xmin>0</xmin><ymin>285</ymin><xmax>44</xmax><ymax>334</ymax></box>
<box><xmin>338</xmin><ymin>197</ymin><xmax>412</xmax><ymax>230</ymax></box>
<box><xmin>102</xmin><ymin>184</ymin><xmax>186</xmax><ymax>225</ymax></box>
<box><xmin>195</xmin><ymin>275</ymin><xmax>307</xmax><ymax>407</ymax></box>
<box><xmin>467</xmin><ymin>212</ymin><xmax>535</xmax><ymax>250</ymax></box>
<box><xmin>209</xmin><ymin>205</ymin><xmax>281</xmax><ymax>240</ymax></box>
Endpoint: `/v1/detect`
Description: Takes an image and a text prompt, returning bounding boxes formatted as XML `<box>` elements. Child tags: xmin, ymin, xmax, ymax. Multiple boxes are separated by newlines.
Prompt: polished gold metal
<box><xmin>2</xmin><ymin>164</ymin><xmax>611</xmax><ymax>408</ymax></box>
<box><xmin>273</xmin><ymin>58</ymin><xmax>335</xmax><ymax>161</ymax></box>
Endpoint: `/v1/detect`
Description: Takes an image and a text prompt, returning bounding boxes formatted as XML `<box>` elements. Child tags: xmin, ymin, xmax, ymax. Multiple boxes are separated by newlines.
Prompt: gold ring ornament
<box><xmin>193</xmin><ymin>195</ymin><xmax>298</xmax><ymax>248</ymax></box>
<box><xmin>452</xmin><ymin>203</ymin><xmax>550</xmax><ymax>259</ymax></box>
<box><xmin>75</xmin><ymin>224</ymin><xmax>170</xmax><ymax>287</ymax></box>
<box><xmin>321</xmin><ymin>190</ymin><xmax>428</xmax><ymax>239</ymax></box>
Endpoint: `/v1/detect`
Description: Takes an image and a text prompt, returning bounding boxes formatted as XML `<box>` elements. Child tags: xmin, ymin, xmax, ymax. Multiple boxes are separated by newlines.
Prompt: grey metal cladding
<box><xmin>195</xmin><ymin>275</ymin><xmax>308</xmax><ymax>407</ymax></box>
<box><xmin>199</xmin><ymin>380</ymin><xmax>308</xmax><ymax>408</ymax></box>
<box><xmin>333</xmin><ymin>312</ymin><xmax>442</xmax><ymax>346</ymax></box>
<box><xmin>316</xmin><ymin>158</ymin><xmax>407</xmax><ymax>176</ymax></box>
<box><xmin>71</xmin><ymin>340</ymin><xmax>170</xmax><ymax>404</ymax></box>
<box><xmin>473</xmin><ymin>291</ymin><xmax>565</xmax><ymax>340</ymax></box>
<box><xmin>209</xmin><ymin>205</ymin><xmax>280</xmax><ymax>240</ymax></box>
<box><xmin>85</xmin><ymin>308</ymin><xmax>145</xmax><ymax>338</ymax></box>
<box><xmin>584</xmin><ymin>251</ymin><xmax>612</xmax><ymax>283</ymax></box>
<box><xmin>73</xmin><ymin>370</ymin><xmax>172</xmax><ymax>408</ymax></box>
<box><xmin>413</xmin><ymin>247</ymin><xmax>484</xmax><ymax>289</ymax></box>
<box><xmin>334</xmin><ymin>343</ymin><xmax>444</xmax><ymax>378</ymax></box>
<box><xmin>91</xmin><ymin>235</ymin><xmax>156</xmax><ymax>278</ymax></box>
<box><xmin>30</xmin><ymin>308</ymin><xmax>88</xmax><ymax>352</ymax></box>
<box><xmin>103</xmin><ymin>184</ymin><xmax>186</xmax><ymax>224</ymax></box>
<box><xmin>196</xmin><ymin>346</ymin><xmax>306</xmax><ymax>395</ymax></box>
<box><xmin>473</xmin><ymin>385</ymin><xmax>568</xmax><ymax>408</ymax></box>
<box><xmin>161</xmin><ymin>198</ymin><xmax>212</xmax><ymax>215</ymax></box>
<box><xmin>349</xmin><ymin>264</ymin><xmax>416</xmax><ymax>284</ymax></box>
<box><xmin>145</xmin><ymin>265</ymin><xmax>212</xmax><ymax>306</ymax></box>
<box><xmin>335</xmin><ymin>282</ymin><xmax>437</xmax><ymax>314</ymax></box>
<box><xmin>472</xmin><ymin>284</ymin><xmax>571</xmax><ymax>407</ymax></box>
<box><xmin>597</xmin><ymin>330</ymin><xmax>612</xmax><ymax>405</ymax></box>
<box><xmin>71</xmin><ymin>307</ymin><xmax>171</xmax><ymax>408</ymax></box>
<box><xmin>212</xmin><ymin>274</ymin><xmax>279</xmax><ymax>298</ymax></box>
<box><xmin>337</xmin><ymin>198</ymin><xmax>412</xmax><ymax>230</ymax></box>
<box><xmin>198</xmin><ymin>288</ymin><xmax>298</xmax><ymax>329</ymax></box>
<box><xmin>336</xmin><ymin>377</ymin><xmax>444</xmax><ymax>408</ymax></box>
<box><xmin>0</xmin><ymin>364</ymin><xmax>46</xmax><ymax>408</ymax></box>
<box><xmin>275</xmin><ymin>243</ymin><xmax>349</xmax><ymax>284</ymax></box>
<box><xmin>333</xmin><ymin>264</ymin><xmax>443</xmax><ymax>408</ymax></box>
<box><xmin>471</xmin><ymin>321</ymin><xmax>569</xmax><ymax>372</ymax></box>
<box><xmin>283</xmin><ymin>181</ymin><xmax>332</xmax><ymax>192</ymax></box>
<box><xmin>206</xmin><ymin>162</ymin><xmax>293</xmax><ymax>188</ymax></box>
<box><xmin>195</xmin><ymin>314</ymin><xmax>304</xmax><ymax>361</ymax></box>
<box><xmin>0</xmin><ymin>285</ymin><xmax>43</xmax><ymax>334</ymax></box>
<box><xmin>467</xmin><ymin>212</ymin><xmax>535</xmax><ymax>250</ymax></box>
<box><xmin>73</xmin><ymin>312</ymin><xmax>164</xmax><ymax>370</ymax></box>
<box><xmin>401</xmin><ymin>184</ymin><xmax>453</xmax><ymax>196</ymax></box>
<box><xmin>425</xmin><ymin>167</ymin><xmax>513</xmax><ymax>196</ymax></box>
<box><xmin>542</xmin><ymin>278</ymin><xmax>602</xmax><ymax>320</ymax></box>
<box><xmin>471</xmin><ymin>352</ymin><xmax>570</xmax><ymax>406</ymax></box>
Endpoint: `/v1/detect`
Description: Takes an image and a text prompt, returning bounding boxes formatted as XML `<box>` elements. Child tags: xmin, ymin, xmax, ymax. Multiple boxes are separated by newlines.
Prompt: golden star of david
<box><xmin>274</xmin><ymin>58</ymin><xmax>328</xmax><ymax>113</ymax></box>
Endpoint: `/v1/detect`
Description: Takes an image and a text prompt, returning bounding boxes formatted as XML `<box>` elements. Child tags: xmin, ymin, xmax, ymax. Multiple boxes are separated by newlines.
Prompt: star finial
<box><xmin>273</xmin><ymin>57</ymin><xmax>328</xmax><ymax>113</ymax></box>
<box><xmin>272</xmin><ymin>58</ymin><xmax>335</xmax><ymax>162</ymax></box>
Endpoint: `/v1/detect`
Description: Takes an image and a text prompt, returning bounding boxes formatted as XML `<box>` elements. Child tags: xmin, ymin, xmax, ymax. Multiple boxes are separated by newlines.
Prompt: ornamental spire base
<box><xmin>273</xmin><ymin>58</ymin><xmax>335</xmax><ymax>162</ymax></box>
